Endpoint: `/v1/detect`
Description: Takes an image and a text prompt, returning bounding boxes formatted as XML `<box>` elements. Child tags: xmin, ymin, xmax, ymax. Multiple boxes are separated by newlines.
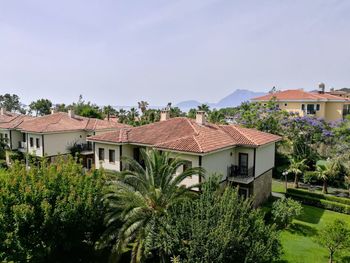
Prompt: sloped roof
<box><xmin>18</xmin><ymin>112</ymin><xmax>130</xmax><ymax>133</ymax></box>
<box><xmin>88</xmin><ymin>117</ymin><xmax>281</xmax><ymax>154</ymax></box>
<box><xmin>0</xmin><ymin>111</ymin><xmax>34</xmax><ymax>129</ymax></box>
<box><xmin>252</xmin><ymin>89</ymin><xmax>349</xmax><ymax>102</ymax></box>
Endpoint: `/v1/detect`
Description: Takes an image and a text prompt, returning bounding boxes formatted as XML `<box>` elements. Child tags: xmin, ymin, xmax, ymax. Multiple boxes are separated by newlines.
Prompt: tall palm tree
<box><xmin>315</xmin><ymin>159</ymin><xmax>340</xmax><ymax>194</ymax></box>
<box><xmin>287</xmin><ymin>158</ymin><xmax>308</xmax><ymax>188</ymax></box>
<box><xmin>99</xmin><ymin>149</ymin><xmax>204</xmax><ymax>263</ymax></box>
<box><xmin>198</xmin><ymin>104</ymin><xmax>210</xmax><ymax>113</ymax></box>
<box><xmin>137</xmin><ymin>101</ymin><xmax>149</xmax><ymax>114</ymax></box>
<box><xmin>128</xmin><ymin>107</ymin><xmax>139</xmax><ymax>122</ymax></box>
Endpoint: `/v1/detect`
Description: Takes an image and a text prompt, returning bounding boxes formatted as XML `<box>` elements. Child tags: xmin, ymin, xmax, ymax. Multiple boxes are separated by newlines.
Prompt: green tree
<box><xmin>287</xmin><ymin>158</ymin><xmax>308</xmax><ymax>188</ymax></box>
<box><xmin>137</xmin><ymin>101</ymin><xmax>149</xmax><ymax>114</ymax></box>
<box><xmin>0</xmin><ymin>93</ymin><xmax>25</xmax><ymax>113</ymax></box>
<box><xmin>0</xmin><ymin>156</ymin><xmax>106</xmax><ymax>262</ymax></box>
<box><xmin>314</xmin><ymin>159</ymin><xmax>340</xmax><ymax>194</ymax></box>
<box><xmin>29</xmin><ymin>98</ymin><xmax>53</xmax><ymax>116</ymax></box>
<box><xmin>97</xmin><ymin>149</ymin><xmax>203</xmax><ymax>263</ymax></box>
<box><xmin>164</xmin><ymin>179</ymin><xmax>281</xmax><ymax>263</ymax></box>
<box><xmin>69</xmin><ymin>95</ymin><xmax>102</xmax><ymax>119</ymax></box>
<box><xmin>198</xmin><ymin>104</ymin><xmax>210</xmax><ymax>113</ymax></box>
<box><xmin>103</xmin><ymin>105</ymin><xmax>118</xmax><ymax>118</ymax></box>
<box><xmin>187</xmin><ymin>108</ymin><xmax>197</xmax><ymax>119</ymax></box>
<box><xmin>317</xmin><ymin>219</ymin><xmax>350</xmax><ymax>263</ymax></box>
<box><xmin>271</xmin><ymin>197</ymin><xmax>302</xmax><ymax>229</ymax></box>
<box><xmin>208</xmin><ymin>109</ymin><xmax>225</xmax><ymax>124</ymax></box>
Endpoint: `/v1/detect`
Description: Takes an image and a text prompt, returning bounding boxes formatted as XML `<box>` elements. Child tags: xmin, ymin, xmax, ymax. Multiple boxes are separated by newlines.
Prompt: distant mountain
<box><xmin>175</xmin><ymin>89</ymin><xmax>266</xmax><ymax>111</ymax></box>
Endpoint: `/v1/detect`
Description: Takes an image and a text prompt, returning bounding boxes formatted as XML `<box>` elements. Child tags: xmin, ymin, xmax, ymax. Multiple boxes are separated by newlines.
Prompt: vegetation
<box><xmin>264</xmin><ymin>202</ymin><xmax>350</xmax><ymax>263</ymax></box>
<box><xmin>166</xmin><ymin>181</ymin><xmax>281</xmax><ymax>263</ymax></box>
<box><xmin>97</xmin><ymin>149</ymin><xmax>203</xmax><ymax>262</ymax></box>
<box><xmin>317</xmin><ymin>219</ymin><xmax>350</xmax><ymax>263</ymax></box>
<box><xmin>0</xmin><ymin>157</ymin><xmax>106</xmax><ymax>262</ymax></box>
<box><xmin>286</xmin><ymin>158</ymin><xmax>308</xmax><ymax>188</ymax></box>
<box><xmin>271</xmin><ymin>197</ymin><xmax>303</xmax><ymax>229</ymax></box>
<box><xmin>0</xmin><ymin>93</ymin><xmax>25</xmax><ymax>113</ymax></box>
<box><xmin>29</xmin><ymin>98</ymin><xmax>53</xmax><ymax>116</ymax></box>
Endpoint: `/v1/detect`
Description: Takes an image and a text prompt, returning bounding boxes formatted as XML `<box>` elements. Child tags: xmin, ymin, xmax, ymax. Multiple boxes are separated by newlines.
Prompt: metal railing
<box><xmin>227</xmin><ymin>165</ymin><xmax>254</xmax><ymax>179</ymax></box>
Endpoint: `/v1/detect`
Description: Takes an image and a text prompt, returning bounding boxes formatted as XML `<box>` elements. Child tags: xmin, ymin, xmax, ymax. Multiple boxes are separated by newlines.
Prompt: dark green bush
<box><xmin>287</xmin><ymin>188</ymin><xmax>350</xmax><ymax>205</ymax></box>
<box><xmin>286</xmin><ymin>189</ymin><xmax>350</xmax><ymax>214</ymax></box>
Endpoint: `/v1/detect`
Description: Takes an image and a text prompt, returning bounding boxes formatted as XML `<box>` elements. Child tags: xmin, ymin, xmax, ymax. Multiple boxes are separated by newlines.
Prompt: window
<box><xmin>36</xmin><ymin>138</ymin><xmax>40</xmax><ymax>148</ymax></box>
<box><xmin>109</xmin><ymin>149</ymin><xmax>115</xmax><ymax>163</ymax></box>
<box><xmin>183</xmin><ymin>160</ymin><xmax>192</xmax><ymax>172</ymax></box>
<box><xmin>22</xmin><ymin>133</ymin><xmax>26</xmax><ymax>142</ymax></box>
<box><xmin>98</xmin><ymin>148</ymin><xmax>105</xmax><ymax>161</ymax></box>
<box><xmin>306</xmin><ymin>104</ymin><xmax>316</xmax><ymax>115</ymax></box>
<box><xmin>301</xmin><ymin>104</ymin><xmax>305</xmax><ymax>111</ymax></box>
<box><xmin>316</xmin><ymin>104</ymin><xmax>320</xmax><ymax>111</ymax></box>
<box><xmin>4</xmin><ymin>134</ymin><xmax>8</xmax><ymax>139</ymax></box>
<box><xmin>239</xmin><ymin>153</ymin><xmax>248</xmax><ymax>175</ymax></box>
<box><xmin>30</xmin><ymin>137</ymin><xmax>34</xmax><ymax>147</ymax></box>
<box><xmin>284</xmin><ymin>103</ymin><xmax>288</xmax><ymax>107</ymax></box>
<box><xmin>0</xmin><ymin>134</ymin><xmax>3</xmax><ymax>139</ymax></box>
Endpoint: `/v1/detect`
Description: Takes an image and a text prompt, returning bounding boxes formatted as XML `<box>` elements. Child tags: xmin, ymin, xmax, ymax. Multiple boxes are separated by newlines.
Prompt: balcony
<box><xmin>227</xmin><ymin>165</ymin><xmax>254</xmax><ymax>184</ymax></box>
<box><xmin>18</xmin><ymin>141</ymin><xmax>27</xmax><ymax>152</ymax></box>
<box><xmin>77</xmin><ymin>143</ymin><xmax>93</xmax><ymax>155</ymax></box>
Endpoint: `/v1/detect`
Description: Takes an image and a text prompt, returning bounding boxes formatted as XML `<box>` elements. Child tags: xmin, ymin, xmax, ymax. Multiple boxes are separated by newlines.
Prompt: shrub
<box><xmin>271</xmin><ymin>197</ymin><xmax>302</xmax><ymax>229</ymax></box>
<box><xmin>286</xmin><ymin>189</ymin><xmax>350</xmax><ymax>214</ymax></box>
<box><xmin>0</xmin><ymin>156</ymin><xmax>106</xmax><ymax>262</ymax></box>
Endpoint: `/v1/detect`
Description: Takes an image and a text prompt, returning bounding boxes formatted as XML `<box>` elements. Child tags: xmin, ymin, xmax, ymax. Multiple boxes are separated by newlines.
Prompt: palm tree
<box><xmin>315</xmin><ymin>159</ymin><xmax>340</xmax><ymax>194</ymax></box>
<box><xmin>208</xmin><ymin>110</ymin><xmax>225</xmax><ymax>124</ymax></box>
<box><xmin>287</xmin><ymin>158</ymin><xmax>308</xmax><ymax>188</ymax></box>
<box><xmin>137</xmin><ymin>101</ymin><xmax>149</xmax><ymax>114</ymax></box>
<box><xmin>99</xmin><ymin>149</ymin><xmax>204</xmax><ymax>263</ymax></box>
<box><xmin>198</xmin><ymin>104</ymin><xmax>210</xmax><ymax>113</ymax></box>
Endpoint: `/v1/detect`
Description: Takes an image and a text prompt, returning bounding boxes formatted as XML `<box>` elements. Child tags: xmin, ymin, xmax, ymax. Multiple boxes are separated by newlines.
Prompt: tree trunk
<box><xmin>323</xmin><ymin>181</ymin><xmax>328</xmax><ymax>194</ymax></box>
<box><xmin>329</xmin><ymin>251</ymin><xmax>334</xmax><ymax>263</ymax></box>
<box><xmin>294</xmin><ymin>174</ymin><xmax>299</xmax><ymax>188</ymax></box>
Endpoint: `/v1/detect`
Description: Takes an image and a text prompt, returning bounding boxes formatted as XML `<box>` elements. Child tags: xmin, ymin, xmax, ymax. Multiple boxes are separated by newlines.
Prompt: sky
<box><xmin>1</xmin><ymin>0</ymin><xmax>350</xmax><ymax>106</ymax></box>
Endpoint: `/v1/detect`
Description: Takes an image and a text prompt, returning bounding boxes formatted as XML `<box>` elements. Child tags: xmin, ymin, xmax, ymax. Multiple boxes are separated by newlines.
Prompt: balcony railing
<box><xmin>227</xmin><ymin>165</ymin><xmax>254</xmax><ymax>179</ymax></box>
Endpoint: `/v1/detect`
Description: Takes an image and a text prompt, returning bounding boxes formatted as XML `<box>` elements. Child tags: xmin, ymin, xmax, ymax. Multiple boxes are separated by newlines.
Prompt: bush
<box><xmin>271</xmin><ymin>197</ymin><xmax>302</xmax><ymax>229</ymax></box>
<box><xmin>0</xmin><ymin>156</ymin><xmax>107</xmax><ymax>262</ymax></box>
<box><xmin>287</xmin><ymin>188</ymin><xmax>350</xmax><ymax>205</ymax></box>
<box><xmin>286</xmin><ymin>189</ymin><xmax>350</xmax><ymax>214</ymax></box>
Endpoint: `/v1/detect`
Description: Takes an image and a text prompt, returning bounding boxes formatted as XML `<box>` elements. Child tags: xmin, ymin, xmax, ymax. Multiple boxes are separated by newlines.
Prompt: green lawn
<box><xmin>275</xmin><ymin>204</ymin><xmax>350</xmax><ymax>263</ymax></box>
<box><xmin>272</xmin><ymin>179</ymin><xmax>293</xmax><ymax>194</ymax></box>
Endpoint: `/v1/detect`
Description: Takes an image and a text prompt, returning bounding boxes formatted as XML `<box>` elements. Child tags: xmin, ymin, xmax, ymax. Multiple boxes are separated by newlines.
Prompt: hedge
<box><xmin>286</xmin><ymin>189</ymin><xmax>350</xmax><ymax>215</ymax></box>
<box><xmin>287</xmin><ymin>188</ymin><xmax>350</xmax><ymax>206</ymax></box>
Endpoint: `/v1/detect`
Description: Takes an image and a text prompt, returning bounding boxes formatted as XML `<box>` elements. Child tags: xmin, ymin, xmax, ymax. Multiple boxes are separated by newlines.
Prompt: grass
<box><xmin>272</xmin><ymin>203</ymin><xmax>350</xmax><ymax>263</ymax></box>
<box><xmin>272</xmin><ymin>179</ymin><xmax>293</xmax><ymax>194</ymax></box>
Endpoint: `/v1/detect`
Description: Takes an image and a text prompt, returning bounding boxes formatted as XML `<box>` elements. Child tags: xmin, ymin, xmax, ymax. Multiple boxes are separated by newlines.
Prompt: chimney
<box><xmin>319</xmin><ymin>83</ymin><xmax>325</xmax><ymax>94</ymax></box>
<box><xmin>196</xmin><ymin>111</ymin><xmax>206</xmax><ymax>125</ymax></box>
<box><xmin>68</xmin><ymin>109</ymin><xmax>75</xmax><ymax>118</ymax></box>
<box><xmin>0</xmin><ymin>107</ymin><xmax>4</xmax><ymax>115</ymax></box>
<box><xmin>51</xmin><ymin>108</ymin><xmax>56</xmax><ymax>114</ymax></box>
<box><xmin>160</xmin><ymin>109</ymin><xmax>170</xmax><ymax>121</ymax></box>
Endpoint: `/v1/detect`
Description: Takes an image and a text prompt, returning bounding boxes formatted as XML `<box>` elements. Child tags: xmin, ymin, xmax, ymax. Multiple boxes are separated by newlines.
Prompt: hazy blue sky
<box><xmin>1</xmin><ymin>0</ymin><xmax>350</xmax><ymax>106</ymax></box>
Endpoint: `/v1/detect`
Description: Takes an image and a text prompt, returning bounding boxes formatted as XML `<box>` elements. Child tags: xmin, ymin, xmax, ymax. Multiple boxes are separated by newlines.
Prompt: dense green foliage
<box><xmin>286</xmin><ymin>188</ymin><xmax>350</xmax><ymax>214</ymax></box>
<box><xmin>98</xmin><ymin>149</ymin><xmax>202</xmax><ymax>262</ymax></box>
<box><xmin>0</xmin><ymin>157</ymin><xmax>106</xmax><ymax>262</ymax></box>
<box><xmin>165</xmin><ymin>181</ymin><xmax>281</xmax><ymax>263</ymax></box>
<box><xmin>29</xmin><ymin>98</ymin><xmax>53</xmax><ymax>116</ymax></box>
<box><xmin>0</xmin><ymin>93</ymin><xmax>25</xmax><ymax>113</ymax></box>
<box><xmin>271</xmin><ymin>197</ymin><xmax>302</xmax><ymax>228</ymax></box>
<box><xmin>317</xmin><ymin>219</ymin><xmax>350</xmax><ymax>263</ymax></box>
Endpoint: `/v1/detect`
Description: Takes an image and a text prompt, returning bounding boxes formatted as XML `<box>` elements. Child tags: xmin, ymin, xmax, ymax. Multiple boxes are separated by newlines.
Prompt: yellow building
<box><xmin>252</xmin><ymin>89</ymin><xmax>350</xmax><ymax>122</ymax></box>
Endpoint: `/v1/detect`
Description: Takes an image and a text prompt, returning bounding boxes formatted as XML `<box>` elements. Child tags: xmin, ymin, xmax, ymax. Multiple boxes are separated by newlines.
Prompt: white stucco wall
<box><xmin>94</xmin><ymin>142</ymin><xmax>120</xmax><ymax>170</ymax></box>
<box><xmin>202</xmin><ymin>148</ymin><xmax>235</xmax><ymax>181</ymax></box>
<box><xmin>43</xmin><ymin>131</ymin><xmax>86</xmax><ymax>157</ymax></box>
<box><xmin>255</xmin><ymin>143</ymin><xmax>275</xmax><ymax>177</ymax></box>
<box><xmin>26</xmin><ymin>133</ymin><xmax>43</xmax><ymax>157</ymax></box>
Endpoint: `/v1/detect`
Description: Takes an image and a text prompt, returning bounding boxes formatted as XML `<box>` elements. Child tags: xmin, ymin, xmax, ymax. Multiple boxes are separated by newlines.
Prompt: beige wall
<box><xmin>43</xmin><ymin>131</ymin><xmax>86</xmax><ymax>157</ymax></box>
<box><xmin>325</xmin><ymin>102</ymin><xmax>344</xmax><ymax>121</ymax></box>
<box><xmin>255</xmin><ymin>143</ymin><xmax>275</xmax><ymax>177</ymax></box>
<box><xmin>202</xmin><ymin>148</ymin><xmax>234</xmax><ymax>181</ymax></box>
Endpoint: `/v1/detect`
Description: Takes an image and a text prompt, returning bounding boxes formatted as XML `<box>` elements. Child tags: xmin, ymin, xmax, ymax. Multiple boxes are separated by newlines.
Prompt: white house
<box><xmin>88</xmin><ymin>110</ymin><xmax>281</xmax><ymax>205</ymax></box>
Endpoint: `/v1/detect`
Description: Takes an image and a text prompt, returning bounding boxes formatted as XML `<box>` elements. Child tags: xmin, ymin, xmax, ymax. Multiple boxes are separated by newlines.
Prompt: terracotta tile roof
<box><xmin>0</xmin><ymin>111</ymin><xmax>34</xmax><ymax>129</ymax></box>
<box><xmin>252</xmin><ymin>89</ymin><xmax>349</xmax><ymax>102</ymax></box>
<box><xmin>88</xmin><ymin>117</ymin><xmax>281</xmax><ymax>154</ymax></box>
<box><xmin>18</xmin><ymin>112</ymin><xmax>130</xmax><ymax>133</ymax></box>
